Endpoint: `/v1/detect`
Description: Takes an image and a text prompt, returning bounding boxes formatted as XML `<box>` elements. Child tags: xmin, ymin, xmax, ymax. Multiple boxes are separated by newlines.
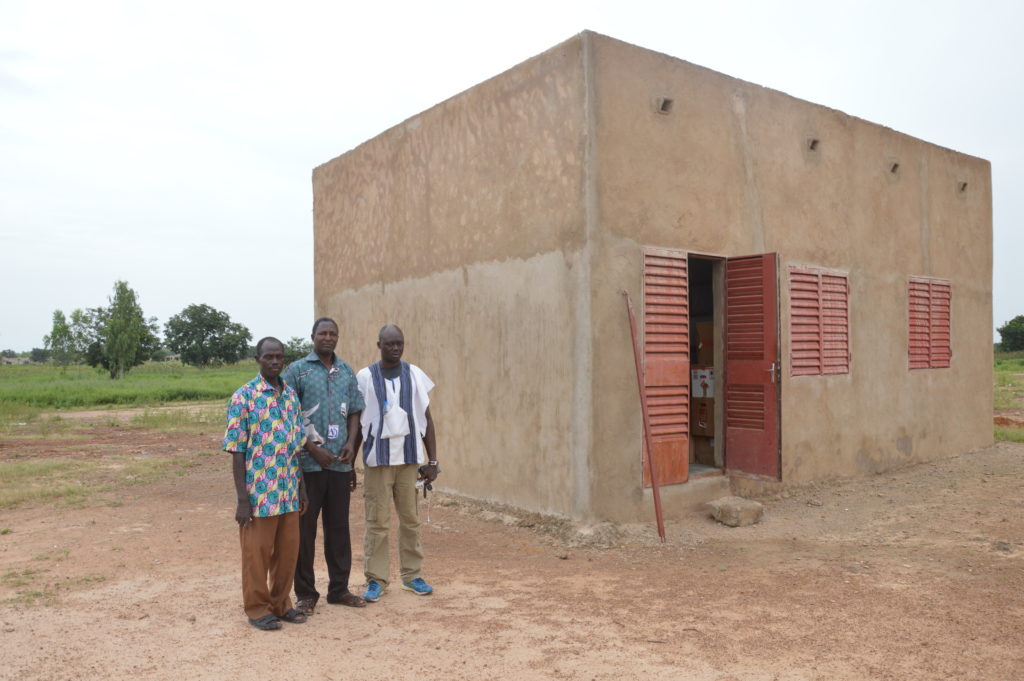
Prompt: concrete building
<box><xmin>312</xmin><ymin>31</ymin><xmax>992</xmax><ymax>523</ymax></box>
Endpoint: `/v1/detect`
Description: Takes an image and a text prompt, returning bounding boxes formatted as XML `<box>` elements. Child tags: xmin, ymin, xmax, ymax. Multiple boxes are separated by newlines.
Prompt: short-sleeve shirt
<box><xmin>222</xmin><ymin>374</ymin><xmax>306</xmax><ymax>518</ymax></box>
<box><xmin>355</xmin><ymin>362</ymin><xmax>434</xmax><ymax>467</ymax></box>
<box><xmin>281</xmin><ymin>353</ymin><xmax>364</xmax><ymax>473</ymax></box>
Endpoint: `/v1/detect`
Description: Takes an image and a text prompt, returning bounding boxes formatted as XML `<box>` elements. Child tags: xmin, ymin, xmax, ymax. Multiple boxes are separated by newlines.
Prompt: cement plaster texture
<box><xmin>324</xmin><ymin>247</ymin><xmax>590</xmax><ymax>518</ymax></box>
<box><xmin>312</xmin><ymin>37</ymin><xmax>586</xmax><ymax>292</ymax></box>
<box><xmin>312</xmin><ymin>31</ymin><xmax>992</xmax><ymax>523</ymax></box>
<box><xmin>586</xmin><ymin>34</ymin><xmax>991</xmax><ymax>513</ymax></box>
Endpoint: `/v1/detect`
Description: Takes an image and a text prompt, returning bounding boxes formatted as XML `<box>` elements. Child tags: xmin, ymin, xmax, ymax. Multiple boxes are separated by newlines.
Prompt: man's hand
<box><xmin>235</xmin><ymin>500</ymin><xmax>253</xmax><ymax>527</ymax></box>
<box><xmin>421</xmin><ymin>464</ymin><xmax>439</xmax><ymax>484</ymax></box>
<box><xmin>339</xmin><ymin>442</ymin><xmax>356</xmax><ymax>466</ymax></box>
<box><xmin>299</xmin><ymin>491</ymin><xmax>309</xmax><ymax>516</ymax></box>
<box><xmin>310</xmin><ymin>443</ymin><xmax>336</xmax><ymax>469</ymax></box>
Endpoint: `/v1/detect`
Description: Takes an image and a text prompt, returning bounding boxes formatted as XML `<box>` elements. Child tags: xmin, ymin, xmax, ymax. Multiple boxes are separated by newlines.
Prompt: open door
<box><xmin>724</xmin><ymin>253</ymin><xmax>780</xmax><ymax>479</ymax></box>
<box><xmin>642</xmin><ymin>247</ymin><xmax>689</xmax><ymax>486</ymax></box>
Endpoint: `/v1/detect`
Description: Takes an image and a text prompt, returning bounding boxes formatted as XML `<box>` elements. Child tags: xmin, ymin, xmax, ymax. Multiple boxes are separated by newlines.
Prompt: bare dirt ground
<box><xmin>0</xmin><ymin>414</ymin><xmax>1022</xmax><ymax>681</ymax></box>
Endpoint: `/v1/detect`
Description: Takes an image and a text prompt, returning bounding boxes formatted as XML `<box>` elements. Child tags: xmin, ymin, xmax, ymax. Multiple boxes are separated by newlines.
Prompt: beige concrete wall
<box><xmin>325</xmin><ymin>252</ymin><xmax>587</xmax><ymax>516</ymax></box>
<box><xmin>313</xmin><ymin>37</ymin><xmax>587</xmax><ymax>291</ymax></box>
<box><xmin>312</xmin><ymin>31</ymin><xmax>992</xmax><ymax>524</ymax></box>
<box><xmin>586</xmin><ymin>34</ymin><xmax>992</xmax><ymax>520</ymax></box>
<box><xmin>312</xmin><ymin>37</ymin><xmax>592</xmax><ymax>516</ymax></box>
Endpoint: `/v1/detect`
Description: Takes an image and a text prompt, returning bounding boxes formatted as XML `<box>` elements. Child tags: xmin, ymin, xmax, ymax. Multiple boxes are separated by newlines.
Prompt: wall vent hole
<box><xmin>890</xmin><ymin>162</ymin><xmax>900</xmax><ymax>174</ymax></box>
<box><xmin>958</xmin><ymin>181</ymin><xmax>968</xmax><ymax>193</ymax></box>
<box><xmin>656</xmin><ymin>97</ymin><xmax>674</xmax><ymax>114</ymax></box>
<box><xmin>807</xmin><ymin>138</ymin><xmax>820</xmax><ymax>151</ymax></box>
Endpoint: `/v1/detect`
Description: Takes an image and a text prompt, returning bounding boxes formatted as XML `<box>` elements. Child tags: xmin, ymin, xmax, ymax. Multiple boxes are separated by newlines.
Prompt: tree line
<box><xmin>12</xmin><ymin>280</ymin><xmax>314</xmax><ymax>379</ymax></box>
<box><xmin>998</xmin><ymin>316</ymin><xmax>1024</xmax><ymax>352</ymax></box>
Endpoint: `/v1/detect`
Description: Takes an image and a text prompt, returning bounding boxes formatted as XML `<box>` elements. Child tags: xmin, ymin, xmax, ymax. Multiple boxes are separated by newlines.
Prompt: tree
<box><xmin>70</xmin><ymin>282</ymin><xmax>160</xmax><ymax>379</ymax></box>
<box><xmin>164</xmin><ymin>304</ymin><xmax>252</xmax><ymax>367</ymax></box>
<box><xmin>998</xmin><ymin>315</ymin><xmax>1024</xmax><ymax>352</ymax></box>
<box><xmin>70</xmin><ymin>307</ymin><xmax>106</xmax><ymax>368</ymax></box>
<box><xmin>43</xmin><ymin>309</ymin><xmax>79</xmax><ymax>370</ymax></box>
<box><xmin>284</xmin><ymin>336</ymin><xmax>312</xmax><ymax>364</ymax></box>
<box><xmin>0</xmin><ymin>349</ymin><xmax>15</xmax><ymax>358</ymax></box>
<box><xmin>29</xmin><ymin>347</ymin><xmax>50</xmax><ymax>363</ymax></box>
<box><xmin>103</xmin><ymin>281</ymin><xmax>160</xmax><ymax>379</ymax></box>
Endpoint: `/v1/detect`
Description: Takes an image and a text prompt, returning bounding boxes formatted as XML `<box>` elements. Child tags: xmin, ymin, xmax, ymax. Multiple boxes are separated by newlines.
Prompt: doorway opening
<box><xmin>688</xmin><ymin>255</ymin><xmax>724</xmax><ymax>477</ymax></box>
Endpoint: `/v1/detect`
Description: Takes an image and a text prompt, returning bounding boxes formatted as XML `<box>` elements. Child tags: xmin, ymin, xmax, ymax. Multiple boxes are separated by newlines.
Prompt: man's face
<box><xmin>257</xmin><ymin>341</ymin><xmax>285</xmax><ymax>380</ymax></box>
<box><xmin>378</xmin><ymin>328</ymin><xmax>405</xmax><ymax>364</ymax></box>
<box><xmin>312</xmin><ymin>321</ymin><xmax>339</xmax><ymax>356</ymax></box>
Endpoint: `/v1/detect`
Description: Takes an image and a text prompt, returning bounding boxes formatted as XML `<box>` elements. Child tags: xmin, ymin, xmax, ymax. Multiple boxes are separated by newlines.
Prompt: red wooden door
<box><xmin>642</xmin><ymin>247</ymin><xmax>689</xmax><ymax>486</ymax></box>
<box><xmin>724</xmin><ymin>253</ymin><xmax>780</xmax><ymax>479</ymax></box>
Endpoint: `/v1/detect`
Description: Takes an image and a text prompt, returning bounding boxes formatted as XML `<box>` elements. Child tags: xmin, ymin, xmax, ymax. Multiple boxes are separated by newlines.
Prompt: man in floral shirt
<box><xmin>224</xmin><ymin>336</ymin><xmax>309</xmax><ymax>631</ymax></box>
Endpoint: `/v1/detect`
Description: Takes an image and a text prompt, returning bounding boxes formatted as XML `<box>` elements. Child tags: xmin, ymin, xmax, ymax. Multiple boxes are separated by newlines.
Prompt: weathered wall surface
<box><xmin>313</xmin><ymin>37</ymin><xmax>587</xmax><ymax>291</ymax></box>
<box><xmin>312</xmin><ymin>31</ymin><xmax>992</xmax><ymax>524</ymax></box>
<box><xmin>312</xmin><ymin>38</ymin><xmax>591</xmax><ymax>516</ymax></box>
<box><xmin>587</xmin><ymin>34</ymin><xmax>992</xmax><ymax>520</ymax></box>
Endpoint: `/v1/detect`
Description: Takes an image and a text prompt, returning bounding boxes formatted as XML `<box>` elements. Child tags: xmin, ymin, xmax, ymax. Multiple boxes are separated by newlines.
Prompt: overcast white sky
<box><xmin>1</xmin><ymin>0</ymin><xmax>1020</xmax><ymax>352</ymax></box>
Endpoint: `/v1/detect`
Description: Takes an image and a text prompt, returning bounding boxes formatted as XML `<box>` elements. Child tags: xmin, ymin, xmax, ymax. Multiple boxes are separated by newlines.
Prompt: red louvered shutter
<box><xmin>908</xmin><ymin>277</ymin><xmax>952</xmax><ymax>369</ymax></box>
<box><xmin>929</xmin><ymin>281</ymin><xmax>951</xmax><ymax>368</ymax></box>
<box><xmin>908</xmin><ymin>279</ymin><xmax>932</xmax><ymax>369</ymax></box>
<box><xmin>789</xmin><ymin>270</ymin><xmax>822</xmax><ymax>376</ymax></box>
<box><xmin>788</xmin><ymin>268</ymin><xmax>849</xmax><ymax>376</ymax></box>
<box><xmin>642</xmin><ymin>248</ymin><xmax>689</xmax><ymax>486</ymax></box>
<box><xmin>821</xmin><ymin>274</ymin><xmax>850</xmax><ymax>375</ymax></box>
<box><xmin>725</xmin><ymin>253</ymin><xmax>780</xmax><ymax>479</ymax></box>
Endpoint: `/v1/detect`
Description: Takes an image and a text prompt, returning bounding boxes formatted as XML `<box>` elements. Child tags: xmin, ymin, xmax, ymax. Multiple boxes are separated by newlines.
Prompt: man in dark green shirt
<box><xmin>281</xmin><ymin>318</ymin><xmax>366</xmax><ymax>612</ymax></box>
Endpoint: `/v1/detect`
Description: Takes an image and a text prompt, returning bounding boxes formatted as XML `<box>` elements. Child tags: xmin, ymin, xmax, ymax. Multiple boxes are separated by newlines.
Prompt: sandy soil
<box><xmin>0</xmin><ymin>415</ymin><xmax>1021</xmax><ymax>681</ymax></box>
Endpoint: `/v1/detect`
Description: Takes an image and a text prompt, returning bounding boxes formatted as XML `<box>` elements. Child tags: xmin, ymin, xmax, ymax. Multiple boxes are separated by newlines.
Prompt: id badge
<box><xmin>339</xmin><ymin>402</ymin><xmax>348</xmax><ymax>418</ymax></box>
<box><xmin>327</xmin><ymin>424</ymin><xmax>340</xmax><ymax>440</ymax></box>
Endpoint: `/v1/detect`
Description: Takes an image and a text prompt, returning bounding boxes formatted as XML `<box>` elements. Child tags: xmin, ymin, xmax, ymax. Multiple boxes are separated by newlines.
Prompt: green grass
<box><xmin>995</xmin><ymin>426</ymin><xmax>1024</xmax><ymax>443</ymax></box>
<box><xmin>129</xmin><ymin>405</ymin><xmax>224</xmax><ymax>433</ymax></box>
<box><xmin>4</xmin><ymin>586</ymin><xmax>59</xmax><ymax>607</ymax></box>
<box><xmin>0</xmin><ymin>455</ymin><xmax>195</xmax><ymax>509</ymax></box>
<box><xmin>0</xmin><ymin>360</ymin><xmax>256</xmax><ymax>412</ymax></box>
<box><xmin>0</xmin><ymin>460</ymin><xmax>91</xmax><ymax>507</ymax></box>
<box><xmin>0</xmin><ymin>568</ymin><xmax>46</xmax><ymax>588</ymax></box>
<box><xmin>994</xmin><ymin>349</ymin><xmax>1024</xmax><ymax>365</ymax></box>
<box><xmin>1</xmin><ymin>414</ymin><xmax>88</xmax><ymax>440</ymax></box>
<box><xmin>994</xmin><ymin>351</ymin><xmax>1024</xmax><ymax>442</ymax></box>
<box><xmin>0</xmin><ymin>567</ymin><xmax>107</xmax><ymax>607</ymax></box>
<box><xmin>994</xmin><ymin>392</ymin><xmax>1021</xmax><ymax>411</ymax></box>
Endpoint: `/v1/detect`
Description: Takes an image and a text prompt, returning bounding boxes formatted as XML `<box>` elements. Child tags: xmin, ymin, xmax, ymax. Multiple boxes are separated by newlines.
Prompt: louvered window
<box><xmin>642</xmin><ymin>250</ymin><xmax>689</xmax><ymax>441</ymax></box>
<box><xmin>788</xmin><ymin>267</ymin><xmax>850</xmax><ymax>376</ymax></box>
<box><xmin>908</xmin><ymin>277</ymin><xmax>951</xmax><ymax>369</ymax></box>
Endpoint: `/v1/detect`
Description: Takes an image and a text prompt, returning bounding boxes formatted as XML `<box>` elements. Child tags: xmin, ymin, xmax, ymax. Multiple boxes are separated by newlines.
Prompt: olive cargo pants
<box><xmin>363</xmin><ymin>463</ymin><xmax>423</xmax><ymax>587</ymax></box>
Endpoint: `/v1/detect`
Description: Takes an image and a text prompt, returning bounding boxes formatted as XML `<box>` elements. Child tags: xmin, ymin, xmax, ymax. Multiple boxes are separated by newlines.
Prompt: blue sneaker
<box><xmin>363</xmin><ymin>580</ymin><xmax>383</xmax><ymax>602</ymax></box>
<box><xmin>401</xmin><ymin>578</ymin><xmax>433</xmax><ymax>595</ymax></box>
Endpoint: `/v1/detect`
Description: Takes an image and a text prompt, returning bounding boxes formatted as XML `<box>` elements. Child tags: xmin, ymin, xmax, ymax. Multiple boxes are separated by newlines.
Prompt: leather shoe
<box><xmin>327</xmin><ymin>591</ymin><xmax>366</xmax><ymax>607</ymax></box>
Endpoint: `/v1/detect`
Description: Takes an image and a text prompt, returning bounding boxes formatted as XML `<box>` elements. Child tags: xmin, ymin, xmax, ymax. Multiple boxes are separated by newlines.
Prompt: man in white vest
<box><xmin>355</xmin><ymin>324</ymin><xmax>438</xmax><ymax>601</ymax></box>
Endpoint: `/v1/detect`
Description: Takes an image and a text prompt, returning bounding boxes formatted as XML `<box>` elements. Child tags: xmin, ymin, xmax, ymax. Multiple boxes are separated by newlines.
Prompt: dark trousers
<box><xmin>295</xmin><ymin>469</ymin><xmax>353</xmax><ymax>601</ymax></box>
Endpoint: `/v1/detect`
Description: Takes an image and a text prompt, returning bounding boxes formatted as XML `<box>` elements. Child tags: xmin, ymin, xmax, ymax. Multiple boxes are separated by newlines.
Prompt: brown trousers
<box><xmin>239</xmin><ymin>511</ymin><xmax>299</xmax><ymax>620</ymax></box>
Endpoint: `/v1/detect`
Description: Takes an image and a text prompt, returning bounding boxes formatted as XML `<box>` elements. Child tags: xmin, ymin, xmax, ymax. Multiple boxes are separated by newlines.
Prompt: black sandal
<box><xmin>296</xmin><ymin>597</ymin><xmax>317</xmax><ymax>615</ymax></box>
<box><xmin>248</xmin><ymin>614</ymin><xmax>282</xmax><ymax>630</ymax></box>
<box><xmin>281</xmin><ymin>608</ymin><xmax>308</xmax><ymax>624</ymax></box>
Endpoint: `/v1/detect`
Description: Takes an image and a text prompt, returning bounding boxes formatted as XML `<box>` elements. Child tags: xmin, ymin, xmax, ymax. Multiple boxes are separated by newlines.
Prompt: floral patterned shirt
<box><xmin>222</xmin><ymin>374</ymin><xmax>306</xmax><ymax>518</ymax></box>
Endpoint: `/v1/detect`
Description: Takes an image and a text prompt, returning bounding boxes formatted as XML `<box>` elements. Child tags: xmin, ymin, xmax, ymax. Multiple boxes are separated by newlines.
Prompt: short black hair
<box><xmin>312</xmin><ymin>317</ymin><xmax>338</xmax><ymax>336</ymax></box>
<box><xmin>378</xmin><ymin>324</ymin><xmax>404</xmax><ymax>341</ymax></box>
<box><xmin>255</xmin><ymin>336</ymin><xmax>283</xmax><ymax>358</ymax></box>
